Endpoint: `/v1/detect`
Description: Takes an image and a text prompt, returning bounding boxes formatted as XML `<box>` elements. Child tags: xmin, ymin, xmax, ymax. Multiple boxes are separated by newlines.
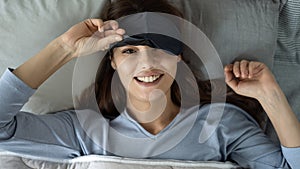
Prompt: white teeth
<box><xmin>145</xmin><ymin>77</ymin><xmax>150</xmax><ymax>82</ymax></box>
<box><xmin>136</xmin><ymin>75</ymin><xmax>160</xmax><ymax>83</ymax></box>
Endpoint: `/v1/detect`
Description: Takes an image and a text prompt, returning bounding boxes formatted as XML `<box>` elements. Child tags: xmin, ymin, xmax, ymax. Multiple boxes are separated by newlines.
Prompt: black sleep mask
<box><xmin>109</xmin><ymin>12</ymin><xmax>183</xmax><ymax>56</ymax></box>
<box><xmin>109</xmin><ymin>33</ymin><xmax>183</xmax><ymax>55</ymax></box>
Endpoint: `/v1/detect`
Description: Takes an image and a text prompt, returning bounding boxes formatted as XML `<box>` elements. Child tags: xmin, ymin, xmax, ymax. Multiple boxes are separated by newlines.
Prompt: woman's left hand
<box><xmin>224</xmin><ymin>60</ymin><xmax>278</xmax><ymax>100</ymax></box>
<box><xmin>225</xmin><ymin>60</ymin><xmax>300</xmax><ymax>148</ymax></box>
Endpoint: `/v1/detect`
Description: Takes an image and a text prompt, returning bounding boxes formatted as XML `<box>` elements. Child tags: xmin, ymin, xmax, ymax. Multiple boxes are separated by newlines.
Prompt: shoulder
<box><xmin>192</xmin><ymin>103</ymin><xmax>263</xmax><ymax>144</ymax></box>
<box><xmin>196</xmin><ymin>103</ymin><xmax>260</xmax><ymax>127</ymax></box>
<box><xmin>182</xmin><ymin>103</ymin><xmax>260</xmax><ymax>133</ymax></box>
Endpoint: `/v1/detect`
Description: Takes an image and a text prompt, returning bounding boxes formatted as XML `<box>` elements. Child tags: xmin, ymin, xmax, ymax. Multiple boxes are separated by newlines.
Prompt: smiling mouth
<box><xmin>134</xmin><ymin>74</ymin><xmax>164</xmax><ymax>84</ymax></box>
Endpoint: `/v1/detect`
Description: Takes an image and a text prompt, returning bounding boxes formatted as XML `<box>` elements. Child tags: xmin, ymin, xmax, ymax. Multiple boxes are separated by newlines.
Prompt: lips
<box><xmin>134</xmin><ymin>71</ymin><xmax>164</xmax><ymax>86</ymax></box>
<box><xmin>136</xmin><ymin>75</ymin><xmax>161</xmax><ymax>83</ymax></box>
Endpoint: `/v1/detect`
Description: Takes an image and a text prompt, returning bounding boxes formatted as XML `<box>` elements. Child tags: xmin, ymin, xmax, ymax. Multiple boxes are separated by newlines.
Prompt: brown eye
<box><xmin>122</xmin><ymin>48</ymin><xmax>136</xmax><ymax>54</ymax></box>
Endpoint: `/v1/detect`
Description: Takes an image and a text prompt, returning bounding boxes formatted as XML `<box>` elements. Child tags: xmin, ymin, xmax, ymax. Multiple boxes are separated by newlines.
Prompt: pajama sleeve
<box><xmin>223</xmin><ymin>104</ymin><xmax>300</xmax><ymax>169</ymax></box>
<box><xmin>0</xmin><ymin>68</ymin><xmax>82</xmax><ymax>159</ymax></box>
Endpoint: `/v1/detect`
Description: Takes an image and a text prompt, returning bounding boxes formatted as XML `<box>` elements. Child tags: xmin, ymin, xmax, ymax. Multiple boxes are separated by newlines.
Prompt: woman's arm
<box><xmin>0</xmin><ymin>19</ymin><xmax>124</xmax><ymax>158</ymax></box>
<box><xmin>224</xmin><ymin>60</ymin><xmax>300</xmax><ymax>147</ymax></box>
<box><xmin>13</xmin><ymin>19</ymin><xmax>124</xmax><ymax>89</ymax></box>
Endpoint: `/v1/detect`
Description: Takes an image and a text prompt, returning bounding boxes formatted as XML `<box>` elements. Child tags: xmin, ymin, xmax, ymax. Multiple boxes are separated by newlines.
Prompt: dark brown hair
<box><xmin>92</xmin><ymin>0</ymin><xmax>265</xmax><ymax>127</ymax></box>
<box><xmin>100</xmin><ymin>0</ymin><xmax>183</xmax><ymax>21</ymax></box>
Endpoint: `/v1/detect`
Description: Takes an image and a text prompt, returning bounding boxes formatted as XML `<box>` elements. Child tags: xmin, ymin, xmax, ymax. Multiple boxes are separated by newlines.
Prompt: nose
<box><xmin>138</xmin><ymin>49</ymin><xmax>156</xmax><ymax>69</ymax></box>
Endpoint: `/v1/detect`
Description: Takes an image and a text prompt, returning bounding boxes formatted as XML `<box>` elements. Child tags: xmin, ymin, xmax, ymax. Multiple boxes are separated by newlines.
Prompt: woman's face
<box><xmin>111</xmin><ymin>45</ymin><xmax>180</xmax><ymax>102</ymax></box>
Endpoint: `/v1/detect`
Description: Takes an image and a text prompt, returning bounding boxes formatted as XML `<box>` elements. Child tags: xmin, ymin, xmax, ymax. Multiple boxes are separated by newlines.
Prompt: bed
<box><xmin>0</xmin><ymin>0</ymin><xmax>299</xmax><ymax>168</ymax></box>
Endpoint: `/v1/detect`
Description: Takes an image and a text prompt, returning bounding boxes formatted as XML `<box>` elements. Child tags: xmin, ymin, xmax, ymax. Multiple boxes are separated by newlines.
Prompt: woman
<box><xmin>0</xmin><ymin>0</ymin><xmax>299</xmax><ymax>168</ymax></box>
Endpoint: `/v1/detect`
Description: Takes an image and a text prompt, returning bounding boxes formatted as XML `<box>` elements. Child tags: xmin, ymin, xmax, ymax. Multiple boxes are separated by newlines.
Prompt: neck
<box><xmin>127</xmin><ymin>89</ymin><xmax>180</xmax><ymax>135</ymax></box>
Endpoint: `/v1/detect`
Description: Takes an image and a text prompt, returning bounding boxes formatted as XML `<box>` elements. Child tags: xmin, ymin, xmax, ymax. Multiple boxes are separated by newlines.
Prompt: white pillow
<box><xmin>0</xmin><ymin>0</ymin><xmax>108</xmax><ymax>114</ymax></box>
<box><xmin>0</xmin><ymin>153</ymin><xmax>240</xmax><ymax>169</ymax></box>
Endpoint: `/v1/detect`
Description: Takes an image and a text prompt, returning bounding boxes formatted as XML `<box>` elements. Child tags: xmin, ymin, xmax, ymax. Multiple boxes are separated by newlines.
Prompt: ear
<box><xmin>111</xmin><ymin>60</ymin><xmax>117</xmax><ymax>70</ymax></box>
<box><xmin>177</xmin><ymin>55</ymin><xmax>182</xmax><ymax>62</ymax></box>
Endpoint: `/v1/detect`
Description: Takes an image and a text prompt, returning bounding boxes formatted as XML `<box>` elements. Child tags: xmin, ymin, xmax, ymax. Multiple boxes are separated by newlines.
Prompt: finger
<box><xmin>249</xmin><ymin>61</ymin><xmax>264</xmax><ymax>78</ymax></box>
<box><xmin>93</xmin><ymin>29</ymin><xmax>125</xmax><ymax>39</ymax></box>
<box><xmin>224</xmin><ymin>68</ymin><xmax>238</xmax><ymax>90</ymax></box>
<box><xmin>101</xmin><ymin>20</ymin><xmax>120</xmax><ymax>32</ymax></box>
<box><xmin>248</xmin><ymin>61</ymin><xmax>255</xmax><ymax>78</ymax></box>
<box><xmin>224</xmin><ymin>64</ymin><xmax>233</xmax><ymax>72</ymax></box>
<box><xmin>240</xmin><ymin>60</ymin><xmax>249</xmax><ymax>79</ymax></box>
<box><xmin>116</xmin><ymin>28</ymin><xmax>126</xmax><ymax>35</ymax></box>
<box><xmin>103</xmin><ymin>28</ymin><xmax>125</xmax><ymax>36</ymax></box>
<box><xmin>233</xmin><ymin>61</ymin><xmax>241</xmax><ymax>78</ymax></box>
<box><xmin>87</xmin><ymin>19</ymin><xmax>104</xmax><ymax>32</ymax></box>
<box><xmin>96</xmin><ymin>34</ymin><xmax>124</xmax><ymax>50</ymax></box>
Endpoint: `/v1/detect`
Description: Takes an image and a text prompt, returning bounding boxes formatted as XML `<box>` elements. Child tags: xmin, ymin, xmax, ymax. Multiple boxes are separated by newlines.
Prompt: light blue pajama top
<box><xmin>0</xmin><ymin>68</ymin><xmax>300</xmax><ymax>168</ymax></box>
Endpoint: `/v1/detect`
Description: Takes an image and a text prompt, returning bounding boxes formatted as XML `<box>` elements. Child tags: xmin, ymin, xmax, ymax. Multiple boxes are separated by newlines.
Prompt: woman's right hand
<box><xmin>13</xmin><ymin>19</ymin><xmax>124</xmax><ymax>89</ymax></box>
<box><xmin>59</xmin><ymin>19</ymin><xmax>125</xmax><ymax>57</ymax></box>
